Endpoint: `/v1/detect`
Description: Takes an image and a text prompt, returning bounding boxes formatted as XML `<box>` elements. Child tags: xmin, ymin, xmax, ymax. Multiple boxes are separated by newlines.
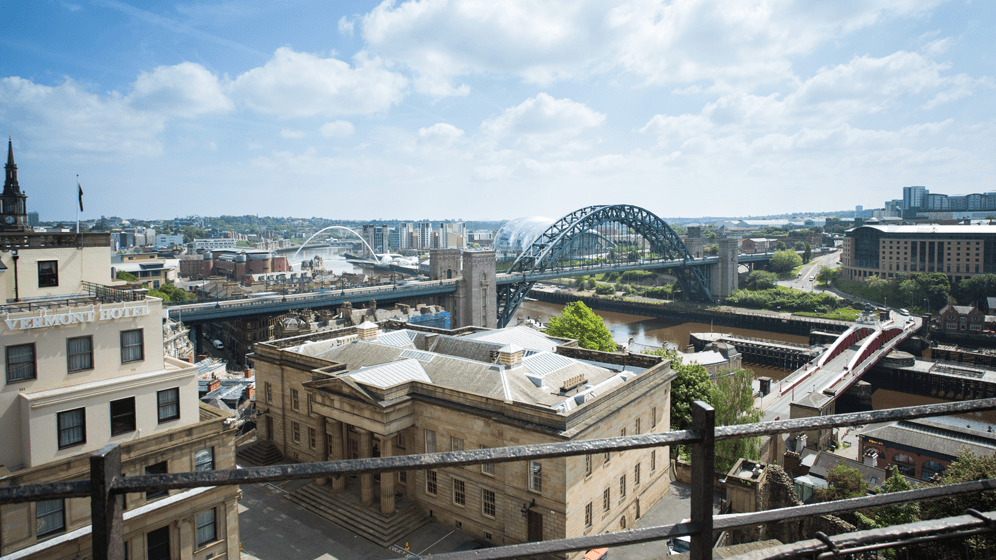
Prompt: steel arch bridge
<box><xmin>496</xmin><ymin>204</ymin><xmax>713</xmax><ymax>327</ymax></box>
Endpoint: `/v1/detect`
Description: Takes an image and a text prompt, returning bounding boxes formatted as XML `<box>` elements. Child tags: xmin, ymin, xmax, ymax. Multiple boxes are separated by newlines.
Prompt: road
<box><xmin>777</xmin><ymin>250</ymin><xmax>840</xmax><ymax>293</ymax></box>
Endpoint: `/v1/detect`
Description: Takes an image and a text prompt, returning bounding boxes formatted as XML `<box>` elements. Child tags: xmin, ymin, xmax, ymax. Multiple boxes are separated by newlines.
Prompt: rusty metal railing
<box><xmin>3</xmin><ymin>399</ymin><xmax>996</xmax><ymax>560</ymax></box>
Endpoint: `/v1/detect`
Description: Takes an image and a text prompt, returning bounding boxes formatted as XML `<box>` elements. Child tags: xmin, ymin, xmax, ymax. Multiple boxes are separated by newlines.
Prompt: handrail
<box><xmin>4</xmin><ymin>399</ymin><xmax>996</xmax><ymax>560</ymax></box>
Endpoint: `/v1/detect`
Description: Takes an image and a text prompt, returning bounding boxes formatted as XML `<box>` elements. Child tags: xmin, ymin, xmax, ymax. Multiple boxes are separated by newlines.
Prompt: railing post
<box><xmin>90</xmin><ymin>444</ymin><xmax>124</xmax><ymax>560</ymax></box>
<box><xmin>691</xmin><ymin>400</ymin><xmax>715</xmax><ymax>560</ymax></box>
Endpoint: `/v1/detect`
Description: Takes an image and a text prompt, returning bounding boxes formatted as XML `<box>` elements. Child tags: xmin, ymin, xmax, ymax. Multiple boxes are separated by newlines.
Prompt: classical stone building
<box><xmin>252</xmin><ymin>322</ymin><xmax>674</xmax><ymax>555</ymax></box>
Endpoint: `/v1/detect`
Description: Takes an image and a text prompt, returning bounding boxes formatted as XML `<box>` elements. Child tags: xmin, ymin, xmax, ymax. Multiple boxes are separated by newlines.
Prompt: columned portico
<box><xmin>380</xmin><ymin>436</ymin><xmax>395</xmax><ymax>515</ymax></box>
<box><xmin>327</xmin><ymin>419</ymin><xmax>346</xmax><ymax>492</ymax></box>
<box><xmin>359</xmin><ymin>428</ymin><xmax>375</xmax><ymax>506</ymax></box>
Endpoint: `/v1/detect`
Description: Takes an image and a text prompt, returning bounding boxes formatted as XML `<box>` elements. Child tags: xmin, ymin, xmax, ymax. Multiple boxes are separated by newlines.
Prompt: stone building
<box><xmin>859</xmin><ymin>418</ymin><xmax>996</xmax><ymax>480</ymax></box>
<box><xmin>0</xmin><ymin>142</ymin><xmax>240</xmax><ymax>560</ymax></box>
<box><xmin>251</xmin><ymin>322</ymin><xmax>674</xmax><ymax>556</ymax></box>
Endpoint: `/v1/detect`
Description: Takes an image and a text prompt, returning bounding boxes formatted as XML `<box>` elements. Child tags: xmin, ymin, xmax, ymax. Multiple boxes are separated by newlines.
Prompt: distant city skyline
<box><xmin>2</xmin><ymin>1</ymin><xmax>993</xmax><ymax>221</ymax></box>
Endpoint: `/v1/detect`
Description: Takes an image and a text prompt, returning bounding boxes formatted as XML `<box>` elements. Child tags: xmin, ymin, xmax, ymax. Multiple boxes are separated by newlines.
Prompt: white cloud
<box><xmin>338</xmin><ymin>16</ymin><xmax>355</xmax><ymax>36</ymax></box>
<box><xmin>418</xmin><ymin>123</ymin><xmax>464</xmax><ymax>143</ymax></box>
<box><xmin>359</xmin><ymin>0</ymin><xmax>947</xmax><ymax>94</ymax></box>
<box><xmin>482</xmin><ymin>93</ymin><xmax>605</xmax><ymax>151</ymax></box>
<box><xmin>320</xmin><ymin>120</ymin><xmax>355</xmax><ymax>138</ymax></box>
<box><xmin>0</xmin><ymin>76</ymin><xmax>165</xmax><ymax>156</ymax></box>
<box><xmin>128</xmin><ymin>62</ymin><xmax>233</xmax><ymax>117</ymax></box>
<box><xmin>280</xmin><ymin>128</ymin><xmax>307</xmax><ymax>139</ymax></box>
<box><xmin>228</xmin><ymin>47</ymin><xmax>408</xmax><ymax>118</ymax></box>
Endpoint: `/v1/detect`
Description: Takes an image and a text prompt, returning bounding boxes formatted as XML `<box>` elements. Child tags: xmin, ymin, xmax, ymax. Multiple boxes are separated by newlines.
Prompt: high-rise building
<box><xmin>903</xmin><ymin>186</ymin><xmax>928</xmax><ymax>210</ymax></box>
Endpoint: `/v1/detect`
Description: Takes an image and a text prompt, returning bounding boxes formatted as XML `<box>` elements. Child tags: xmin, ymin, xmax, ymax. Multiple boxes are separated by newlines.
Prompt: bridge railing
<box><xmin>4</xmin><ymin>399</ymin><xmax>996</xmax><ymax>560</ymax></box>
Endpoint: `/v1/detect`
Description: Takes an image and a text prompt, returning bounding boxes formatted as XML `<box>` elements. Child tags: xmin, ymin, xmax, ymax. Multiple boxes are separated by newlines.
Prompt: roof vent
<box><xmin>497</xmin><ymin>343</ymin><xmax>523</xmax><ymax>366</ymax></box>
<box><xmin>357</xmin><ymin>321</ymin><xmax>378</xmax><ymax>341</ymax></box>
<box><xmin>560</xmin><ymin>373</ymin><xmax>587</xmax><ymax>394</ymax></box>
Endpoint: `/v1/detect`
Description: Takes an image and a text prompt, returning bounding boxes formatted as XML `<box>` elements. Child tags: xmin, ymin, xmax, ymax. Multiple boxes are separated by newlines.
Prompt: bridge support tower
<box><xmin>711</xmin><ymin>236</ymin><xmax>739</xmax><ymax>299</ymax></box>
<box><xmin>430</xmin><ymin>249</ymin><xmax>497</xmax><ymax>329</ymax></box>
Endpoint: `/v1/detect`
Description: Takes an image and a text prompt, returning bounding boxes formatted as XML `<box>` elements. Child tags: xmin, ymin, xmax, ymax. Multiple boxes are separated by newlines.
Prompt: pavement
<box><xmin>776</xmin><ymin>250</ymin><xmax>841</xmax><ymax>294</ymax></box>
<box><xmin>236</xmin><ymin>459</ymin><xmax>716</xmax><ymax>560</ymax></box>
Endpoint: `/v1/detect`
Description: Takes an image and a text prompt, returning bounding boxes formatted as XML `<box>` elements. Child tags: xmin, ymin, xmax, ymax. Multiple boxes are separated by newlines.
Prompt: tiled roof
<box><xmin>860</xmin><ymin>419</ymin><xmax>996</xmax><ymax>459</ymax></box>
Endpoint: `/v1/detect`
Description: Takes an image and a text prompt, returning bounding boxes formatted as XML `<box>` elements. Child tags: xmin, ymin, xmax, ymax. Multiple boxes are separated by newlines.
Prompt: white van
<box><xmin>212</xmin><ymin>340</ymin><xmax>224</xmax><ymax>350</ymax></box>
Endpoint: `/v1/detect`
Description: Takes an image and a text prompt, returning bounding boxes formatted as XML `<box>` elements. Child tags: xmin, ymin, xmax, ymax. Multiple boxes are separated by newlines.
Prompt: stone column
<box><xmin>179</xmin><ymin>517</ymin><xmax>194</xmax><ymax>560</ymax></box>
<box><xmin>327</xmin><ymin>420</ymin><xmax>346</xmax><ymax>493</ymax></box>
<box><xmin>316</xmin><ymin>416</ymin><xmax>329</xmax><ymax>486</ymax></box>
<box><xmin>359</xmin><ymin>428</ymin><xmax>374</xmax><ymax>506</ymax></box>
<box><xmin>380</xmin><ymin>436</ymin><xmax>395</xmax><ymax>515</ymax></box>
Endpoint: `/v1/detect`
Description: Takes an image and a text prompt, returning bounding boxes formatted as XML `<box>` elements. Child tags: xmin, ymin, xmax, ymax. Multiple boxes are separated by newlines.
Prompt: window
<box><xmin>650</xmin><ymin>450</ymin><xmax>656</xmax><ymax>471</ymax></box>
<box><xmin>291</xmin><ymin>389</ymin><xmax>299</xmax><ymax>411</ymax></box>
<box><xmin>292</xmin><ymin>422</ymin><xmax>301</xmax><ymax>443</ymax></box>
<box><xmin>146</xmin><ymin>461</ymin><xmax>168</xmax><ymax>500</ymax></box>
<box><xmin>603</xmin><ymin>488</ymin><xmax>611</xmax><ymax>512</ymax></box>
<box><xmin>635</xmin><ymin>463</ymin><xmax>641</xmax><ymax>486</ymax></box>
<box><xmin>481</xmin><ymin>445</ymin><xmax>495</xmax><ymax>476</ymax></box>
<box><xmin>450</xmin><ymin>436</ymin><xmax>464</xmax><ymax>452</ymax></box>
<box><xmin>620</xmin><ymin>427</ymin><xmax>626</xmax><ymax>438</ymax></box>
<box><xmin>194</xmin><ymin>448</ymin><xmax>214</xmax><ymax>471</ymax></box>
<box><xmin>620</xmin><ymin>475</ymin><xmax>627</xmax><ymax>499</ymax></box>
<box><xmin>529</xmin><ymin>460</ymin><xmax>542</xmax><ymax>493</ymax></box>
<box><xmin>156</xmin><ymin>388</ymin><xmax>179</xmax><ymax>423</ymax></box>
<box><xmin>265</xmin><ymin>382</ymin><xmax>272</xmax><ymax>403</ymax></box>
<box><xmin>121</xmin><ymin>329</ymin><xmax>144</xmax><ymax>363</ymax></box>
<box><xmin>110</xmin><ymin>397</ymin><xmax>136</xmax><ymax>435</ymax></box>
<box><xmin>585</xmin><ymin>454</ymin><xmax>592</xmax><ymax>476</ymax></box>
<box><xmin>6</xmin><ymin>343</ymin><xmax>36</xmax><ymax>382</ymax></box>
<box><xmin>67</xmin><ymin>336</ymin><xmax>93</xmax><ymax>372</ymax></box>
<box><xmin>309</xmin><ymin>427</ymin><xmax>317</xmax><ymax>449</ymax></box>
<box><xmin>453</xmin><ymin>479</ymin><xmax>466</xmax><ymax>506</ymax></box>
<box><xmin>604</xmin><ymin>450</ymin><xmax>610</xmax><ymax>464</ymax></box>
<box><xmin>426</xmin><ymin>470</ymin><xmax>437</xmax><ymax>495</ymax></box>
<box><xmin>57</xmin><ymin>408</ymin><xmax>86</xmax><ymax>449</ymax></box>
<box><xmin>482</xmin><ymin>488</ymin><xmax>496</xmax><ymax>518</ymax></box>
<box><xmin>37</xmin><ymin>260</ymin><xmax>59</xmax><ymax>287</ymax></box>
<box><xmin>396</xmin><ymin>432</ymin><xmax>406</xmax><ymax>450</ymax></box>
<box><xmin>196</xmin><ymin>508</ymin><xmax>217</xmax><ymax>548</ymax></box>
<box><xmin>635</xmin><ymin>417</ymin><xmax>641</xmax><ymax>435</ymax></box>
<box><xmin>36</xmin><ymin>499</ymin><xmax>65</xmax><ymax>538</ymax></box>
<box><xmin>585</xmin><ymin>502</ymin><xmax>592</xmax><ymax>528</ymax></box>
<box><xmin>425</xmin><ymin>430</ymin><xmax>436</xmax><ymax>453</ymax></box>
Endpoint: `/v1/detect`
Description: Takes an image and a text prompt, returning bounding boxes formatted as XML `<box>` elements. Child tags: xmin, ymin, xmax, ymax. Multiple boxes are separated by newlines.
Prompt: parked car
<box><xmin>667</xmin><ymin>536</ymin><xmax>691</xmax><ymax>555</ymax></box>
<box><xmin>212</xmin><ymin>339</ymin><xmax>224</xmax><ymax>350</ymax></box>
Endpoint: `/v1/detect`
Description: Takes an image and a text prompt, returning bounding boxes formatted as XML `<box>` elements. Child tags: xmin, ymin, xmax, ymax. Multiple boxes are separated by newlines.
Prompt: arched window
<box><xmin>892</xmin><ymin>453</ymin><xmax>914</xmax><ymax>464</ymax></box>
<box><xmin>921</xmin><ymin>460</ymin><xmax>945</xmax><ymax>480</ymax></box>
<box><xmin>892</xmin><ymin>453</ymin><xmax>915</xmax><ymax>477</ymax></box>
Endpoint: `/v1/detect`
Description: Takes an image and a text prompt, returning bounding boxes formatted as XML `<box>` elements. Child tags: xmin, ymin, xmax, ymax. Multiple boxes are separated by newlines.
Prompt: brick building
<box><xmin>860</xmin><ymin>418</ymin><xmax>996</xmax><ymax>481</ymax></box>
<box><xmin>179</xmin><ymin>250</ymin><xmax>290</xmax><ymax>284</ymax></box>
<box><xmin>251</xmin><ymin>322</ymin><xmax>674</xmax><ymax>556</ymax></box>
<box><xmin>938</xmin><ymin>303</ymin><xmax>986</xmax><ymax>334</ymax></box>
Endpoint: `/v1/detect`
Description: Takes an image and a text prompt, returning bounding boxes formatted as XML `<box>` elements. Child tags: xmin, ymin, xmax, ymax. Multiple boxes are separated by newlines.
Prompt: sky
<box><xmin>1</xmin><ymin>0</ymin><xmax>993</xmax><ymax>222</ymax></box>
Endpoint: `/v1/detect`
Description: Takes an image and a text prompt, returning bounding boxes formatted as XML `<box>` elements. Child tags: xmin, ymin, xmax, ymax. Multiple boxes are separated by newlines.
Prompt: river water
<box><xmin>513</xmin><ymin>300</ymin><xmax>807</xmax><ymax>381</ymax></box>
<box><xmin>287</xmin><ymin>246</ymin><xmax>356</xmax><ymax>275</ymax></box>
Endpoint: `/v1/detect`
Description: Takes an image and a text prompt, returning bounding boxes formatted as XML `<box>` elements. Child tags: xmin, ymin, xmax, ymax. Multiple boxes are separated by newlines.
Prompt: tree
<box><xmin>814</xmin><ymin>463</ymin><xmax>865</xmax><ymax>502</ymax></box>
<box><xmin>770</xmin><ymin>250</ymin><xmax>803</xmax><ymax>273</ymax></box>
<box><xmin>116</xmin><ymin>271</ymin><xmax>138</xmax><ymax>282</ymax></box>
<box><xmin>803</xmin><ymin>242</ymin><xmax>812</xmax><ymax>263</ymax></box>
<box><xmin>711</xmin><ymin>369</ymin><xmax>762</xmax><ymax>472</ymax></box>
<box><xmin>869</xmin><ymin>474</ymin><xmax>920</xmax><ymax>529</ymax></box>
<box><xmin>545</xmin><ymin>301</ymin><xmax>616</xmax><ymax>352</ymax></box>
<box><xmin>664</xmin><ymin>360</ymin><xmax>713</xmax><ymax>432</ymax></box>
<box><xmin>956</xmin><ymin>274</ymin><xmax>996</xmax><ymax>306</ymax></box>
<box><xmin>921</xmin><ymin>451</ymin><xmax>996</xmax><ymax>521</ymax></box>
<box><xmin>594</xmin><ymin>283</ymin><xmax>615</xmax><ymax>295</ymax></box>
<box><xmin>817</xmin><ymin>267</ymin><xmax>837</xmax><ymax>285</ymax></box>
<box><xmin>743</xmin><ymin>270</ymin><xmax>778</xmax><ymax>290</ymax></box>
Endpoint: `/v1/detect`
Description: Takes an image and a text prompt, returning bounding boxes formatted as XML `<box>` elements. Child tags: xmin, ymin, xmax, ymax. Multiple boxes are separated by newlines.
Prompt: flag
<box><xmin>78</xmin><ymin>180</ymin><xmax>83</xmax><ymax>212</ymax></box>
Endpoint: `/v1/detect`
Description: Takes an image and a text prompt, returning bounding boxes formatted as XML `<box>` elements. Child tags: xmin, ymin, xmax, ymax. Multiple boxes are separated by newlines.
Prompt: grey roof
<box><xmin>346</xmin><ymin>358</ymin><xmax>432</xmax><ymax>388</ymax></box>
<box><xmin>850</xmin><ymin>224</ymin><xmax>996</xmax><ymax>235</ymax></box>
<box><xmin>429</xmin><ymin>334</ymin><xmax>503</xmax><ymax>363</ymax></box>
<box><xmin>377</xmin><ymin>329</ymin><xmax>417</xmax><ymax>349</ymax></box>
<box><xmin>860</xmin><ymin>419</ymin><xmax>996</xmax><ymax>459</ymax></box>
<box><xmin>463</xmin><ymin>325</ymin><xmax>561</xmax><ymax>353</ymax></box>
<box><xmin>808</xmin><ymin>452</ymin><xmax>899</xmax><ymax>489</ymax></box>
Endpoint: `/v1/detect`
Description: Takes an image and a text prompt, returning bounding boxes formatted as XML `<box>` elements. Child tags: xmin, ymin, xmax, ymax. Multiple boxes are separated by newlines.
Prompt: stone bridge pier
<box><xmin>430</xmin><ymin>249</ymin><xmax>497</xmax><ymax>329</ymax></box>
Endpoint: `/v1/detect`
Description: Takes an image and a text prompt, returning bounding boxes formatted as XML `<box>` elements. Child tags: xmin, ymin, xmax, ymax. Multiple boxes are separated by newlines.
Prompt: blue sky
<box><xmin>1</xmin><ymin>0</ymin><xmax>993</xmax><ymax>222</ymax></box>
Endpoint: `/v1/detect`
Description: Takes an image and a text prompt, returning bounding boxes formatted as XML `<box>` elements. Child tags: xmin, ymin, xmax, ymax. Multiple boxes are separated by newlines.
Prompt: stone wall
<box><xmin>728</xmin><ymin>465</ymin><xmax>854</xmax><ymax>545</ymax></box>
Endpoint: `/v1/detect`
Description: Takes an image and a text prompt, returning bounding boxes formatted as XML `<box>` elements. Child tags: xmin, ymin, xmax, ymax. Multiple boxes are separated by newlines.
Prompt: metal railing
<box><xmin>4</xmin><ymin>399</ymin><xmax>996</xmax><ymax>560</ymax></box>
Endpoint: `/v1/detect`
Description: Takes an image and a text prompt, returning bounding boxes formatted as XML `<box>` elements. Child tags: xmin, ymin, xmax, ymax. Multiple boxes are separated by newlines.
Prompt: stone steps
<box><xmin>237</xmin><ymin>440</ymin><xmax>284</xmax><ymax>466</ymax></box>
<box><xmin>285</xmin><ymin>482</ymin><xmax>430</xmax><ymax>547</ymax></box>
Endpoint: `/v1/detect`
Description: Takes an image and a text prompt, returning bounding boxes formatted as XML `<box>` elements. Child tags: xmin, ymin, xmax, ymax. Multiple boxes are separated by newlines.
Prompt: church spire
<box><xmin>4</xmin><ymin>138</ymin><xmax>20</xmax><ymax>195</ymax></box>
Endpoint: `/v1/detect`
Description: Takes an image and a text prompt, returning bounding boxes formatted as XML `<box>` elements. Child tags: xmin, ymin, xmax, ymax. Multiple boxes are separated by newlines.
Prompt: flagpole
<box><xmin>76</xmin><ymin>174</ymin><xmax>80</xmax><ymax>234</ymax></box>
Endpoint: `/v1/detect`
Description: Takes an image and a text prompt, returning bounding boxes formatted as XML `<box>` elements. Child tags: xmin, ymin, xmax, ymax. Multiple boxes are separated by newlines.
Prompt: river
<box><xmin>513</xmin><ymin>300</ymin><xmax>807</xmax><ymax>381</ymax></box>
<box><xmin>287</xmin><ymin>246</ymin><xmax>356</xmax><ymax>275</ymax></box>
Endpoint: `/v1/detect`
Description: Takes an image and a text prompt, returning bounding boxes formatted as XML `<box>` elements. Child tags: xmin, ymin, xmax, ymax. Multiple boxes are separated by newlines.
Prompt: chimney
<box><xmin>797</xmin><ymin>433</ymin><xmax>808</xmax><ymax>452</ymax></box>
<box><xmin>497</xmin><ymin>343</ymin><xmax>523</xmax><ymax>367</ymax></box>
<box><xmin>863</xmin><ymin>448</ymin><xmax>878</xmax><ymax>468</ymax></box>
<box><xmin>357</xmin><ymin>321</ymin><xmax>378</xmax><ymax>341</ymax></box>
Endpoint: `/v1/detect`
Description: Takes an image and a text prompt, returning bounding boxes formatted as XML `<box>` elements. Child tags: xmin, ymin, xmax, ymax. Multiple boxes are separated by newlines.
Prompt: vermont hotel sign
<box><xmin>4</xmin><ymin>302</ymin><xmax>150</xmax><ymax>331</ymax></box>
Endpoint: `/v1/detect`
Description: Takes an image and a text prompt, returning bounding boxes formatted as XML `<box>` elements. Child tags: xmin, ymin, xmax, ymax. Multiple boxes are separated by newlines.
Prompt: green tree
<box><xmin>817</xmin><ymin>267</ymin><xmax>838</xmax><ymax>284</ymax></box>
<box><xmin>666</xmin><ymin>359</ymin><xmax>713</xmax><ymax>432</ymax></box>
<box><xmin>743</xmin><ymin>270</ymin><xmax>778</xmax><ymax>290</ymax></box>
<box><xmin>594</xmin><ymin>283</ymin><xmax>615</xmax><ymax>295</ymax></box>
<box><xmin>803</xmin><ymin>242</ymin><xmax>812</xmax><ymax>263</ymax></box>
<box><xmin>711</xmin><ymin>369</ymin><xmax>762</xmax><ymax>473</ymax></box>
<box><xmin>956</xmin><ymin>274</ymin><xmax>996</xmax><ymax>306</ymax></box>
<box><xmin>815</xmin><ymin>463</ymin><xmax>865</xmax><ymax>502</ymax></box>
<box><xmin>116</xmin><ymin>270</ymin><xmax>138</xmax><ymax>282</ymax></box>
<box><xmin>870</xmin><ymin>474</ymin><xmax>920</xmax><ymax>528</ymax></box>
<box><xmin>917</xmin><ymin>451</ymin><xmax>996</xmax><ymax>559</ymax></box>
<box><xmin>545</xmin><ymin>301</ymin><xmax>616</xmax><ymax>352</ymax></box>
<box><xmin>770</xmin><ymin>250</ymin><xmax>803</xmax><ymax>273</ymax></box>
